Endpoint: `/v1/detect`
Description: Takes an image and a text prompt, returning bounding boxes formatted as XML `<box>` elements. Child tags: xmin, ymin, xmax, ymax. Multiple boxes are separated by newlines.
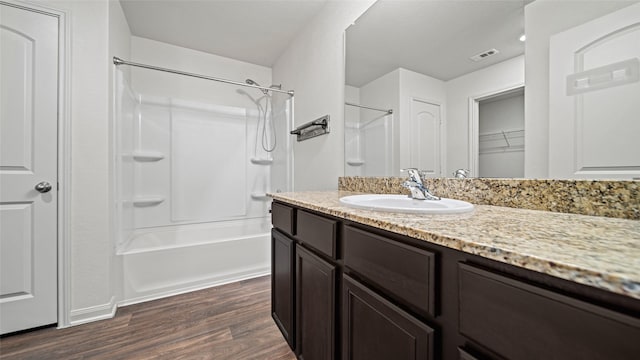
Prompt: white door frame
<box><xmin>467</xmin><ymin>83</ymin><xmax>524</xmax><ymax>178</ymax></box>
<box><xmin>5</xmin><ymin>0</ymin><xmax>71</xmax><ymax>329</ymax></box>
<box><xmin>409</xmin><ymin>96</ymin><xmax>446</xmax><ymax>177</ymax></box>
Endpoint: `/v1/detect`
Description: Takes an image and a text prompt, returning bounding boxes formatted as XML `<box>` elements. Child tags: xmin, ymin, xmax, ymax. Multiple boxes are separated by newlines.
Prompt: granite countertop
<box><xmin>270</xmin><ymin>190</ymin><xmax>640</xmax><ymax>300</ymax></box>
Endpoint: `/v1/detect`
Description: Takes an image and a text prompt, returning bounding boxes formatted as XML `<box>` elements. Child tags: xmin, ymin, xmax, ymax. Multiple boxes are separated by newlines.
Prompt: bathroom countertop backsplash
<box><xmin>339</xmin><ymin>177</ymin><xmax>640</xmax><ymax>220</ymax></box>
<box><xmin>269</xmin><ymin>187</ymin><xmax>640</xmax><ymax>300</ymax></box>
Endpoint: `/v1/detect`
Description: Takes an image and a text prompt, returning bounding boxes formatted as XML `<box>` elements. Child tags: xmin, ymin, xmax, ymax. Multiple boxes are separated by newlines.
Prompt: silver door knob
<box><xmin>35</xmin><ymin>181</ymin><xmax>52</xmax><ymax>193</ymax></box>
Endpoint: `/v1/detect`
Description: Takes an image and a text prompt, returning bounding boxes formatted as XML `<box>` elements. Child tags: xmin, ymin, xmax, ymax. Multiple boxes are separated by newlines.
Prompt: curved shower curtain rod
<box><xmin>113</xmin><ymin>57</ymin><xmax>295</xmax><ymax>96</ymax></box>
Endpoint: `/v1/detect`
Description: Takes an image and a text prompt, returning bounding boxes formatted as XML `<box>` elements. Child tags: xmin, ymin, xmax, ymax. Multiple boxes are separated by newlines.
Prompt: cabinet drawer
<box><xmin>343</xmin><ymin>226</ymin><xmax>436</xmax><ymax>318</ymax></box>
<box><xmin>459</xmin><ymin>263</ymin><xmax>640</xmax><ymax>360</ymax></box>
<box><xmin>342</xmin><ymin>275</ymin><xmax>434</xmax><ymax>360</ymax></box>
<box><xmin>296</xmin><ymin>210</ymin><xmax>337</xmax><ymax>259</ymax></box>
<box><xmin>272</xmin><ymin>202</ymin><xmax>295</xmax><ymax>236</ymax></box>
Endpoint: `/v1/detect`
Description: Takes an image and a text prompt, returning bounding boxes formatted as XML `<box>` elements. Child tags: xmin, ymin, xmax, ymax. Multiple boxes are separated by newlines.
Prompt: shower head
<box><xmin>246</xmin><ymin>78</ymin><xmax>269</xmax><ymax>95</ymax></box>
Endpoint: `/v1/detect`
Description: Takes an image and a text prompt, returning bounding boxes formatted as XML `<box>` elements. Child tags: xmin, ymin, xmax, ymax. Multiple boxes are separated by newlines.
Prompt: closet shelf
<box><xmin>479</xmin><ymin>129</ymin><xmax>524</xmax><ymax>154</ymax></box>
<box><xmin>132</xmin><ymin>151</ymin><xmax>165</xmax><ymax>162</ymax></box>
<box><xmin>133</xmin><ymin>196</ymin><xmax>165</xmax><ymax>207</ymax></box>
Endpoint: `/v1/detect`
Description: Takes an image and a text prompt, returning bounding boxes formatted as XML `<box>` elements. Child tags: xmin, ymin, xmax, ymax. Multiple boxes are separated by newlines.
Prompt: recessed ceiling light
<box><xmin>519</xmin><ymin>34</ymin><xmax>526</xmax><ymax>42</ymax></box>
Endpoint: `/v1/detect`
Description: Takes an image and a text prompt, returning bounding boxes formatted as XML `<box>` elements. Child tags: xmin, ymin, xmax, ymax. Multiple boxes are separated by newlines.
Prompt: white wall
<box><xmin>344</xmin><ymin>85</ymin><xmax>362</xmax><ymax>176</ymax></box>
<box><xmin>108</xmin><ymin>0</ymin><xmax>131</xmax><ymax>320</ymax></box>
<box><xmin>479</xmin><ymin>93</ymin><xmax>524</xmax><ymax>134</ymax></box>
<box><xmin>272</xmin><ymin>0</ymin><xmax>376</xmax><ymax>191</ymax></box>
<box><xmin>32</xmin><ymin>0</ymin><xmax>116</xmax><ymax>326</ymax></box>
<box><xmin>360</xmin><ymin>69</ymin><xmax>400</xmax><ymax>176</ymax></box>
<box><xmin>130</xmin><ymin>37</ymin><xmax>272</xmax><ymax>105</ymax></box>
<box><xmin>360</xmin><ymin>69</ymin><xmax>400</xmax><ymax>116</ymax></box>
<box><xmin>445</xmin><ymin>55</ymin><xmax>524</xmax><ymax>176</ymax></box>
<box><xmin>524</xmin><ymin>0</ymin><xmax>636</xmax><ymax>178</ymax></box>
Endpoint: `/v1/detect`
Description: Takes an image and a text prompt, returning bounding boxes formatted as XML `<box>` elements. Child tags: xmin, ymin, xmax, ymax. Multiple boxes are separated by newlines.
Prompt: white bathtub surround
<box><xmin>114</xmin><ymin>45</ymin><xmax>293</xmax><ymax>304</ymax></box>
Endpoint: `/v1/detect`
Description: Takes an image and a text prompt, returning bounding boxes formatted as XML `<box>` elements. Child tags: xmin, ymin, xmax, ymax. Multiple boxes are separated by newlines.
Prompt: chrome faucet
<box><xmin>401</xmin><ymin>168</ymin><xmax>440</xmax><ymax>200</ymax></box>
<box><xmin>453</xmin><ymin>169</ymin><xmax>470</xmax><ymax>179</ymax></box>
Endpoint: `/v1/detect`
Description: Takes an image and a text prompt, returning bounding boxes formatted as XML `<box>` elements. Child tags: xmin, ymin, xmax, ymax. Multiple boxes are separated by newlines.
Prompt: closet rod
<box><xmin>345</xmin><ymin>102</ymin><xmax>393</xmax><ymax>114</ymax></box>
<box><xmin>113</xmin><ymin>57</ymin><xmax>294</xmax><ymax>96</ymax></box>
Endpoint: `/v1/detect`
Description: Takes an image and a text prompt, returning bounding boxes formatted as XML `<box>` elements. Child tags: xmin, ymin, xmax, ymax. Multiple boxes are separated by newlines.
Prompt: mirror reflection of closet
<box><xmin>477</xmin><ymin>87</ymin><xmax>525</xmax><ymax>178</ymax></box>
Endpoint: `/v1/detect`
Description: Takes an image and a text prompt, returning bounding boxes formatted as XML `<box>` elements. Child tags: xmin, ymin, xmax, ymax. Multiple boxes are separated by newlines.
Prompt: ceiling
<box><xmin>346</xmin><ymin>0</ymin><xmax>529</xmax><ymax>86</ymax></box>
<box><xmin>119</xmin><ymin>0</ymin><xmax>328</xmax><ymax>67</ymax></box>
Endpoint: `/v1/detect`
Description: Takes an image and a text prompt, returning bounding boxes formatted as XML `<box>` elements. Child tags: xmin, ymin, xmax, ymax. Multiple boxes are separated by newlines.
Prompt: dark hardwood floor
<box><xmin>0</xmin><ymin>276</ymin><xmax>296</xmax><ymax>360</ymax></box>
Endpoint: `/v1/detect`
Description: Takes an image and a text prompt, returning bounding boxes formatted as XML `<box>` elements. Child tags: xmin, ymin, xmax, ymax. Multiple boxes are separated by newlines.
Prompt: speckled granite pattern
<box><xmin>269</xmin><ymin>191</ymin><xmax>640</xmax><ymax>300</ymax></box>
<box><xmin>339</xmin><ymin>177</ymin><xmax>640</xmax><ymax>220</ymax></box>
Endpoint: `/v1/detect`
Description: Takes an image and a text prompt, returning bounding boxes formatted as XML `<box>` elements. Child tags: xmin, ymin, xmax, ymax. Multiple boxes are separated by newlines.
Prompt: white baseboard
<box><xmin>62</xmin><ymin>270</ymin><xmax>271</xmax><ymax>327</ymax></box>
<box><xmin>118</xmin><ymin>268</ymin><xmax>271</xmax><ymax>307</ymax></box>
<box><xmin>67</xmin><ymin>296</ymin><xmax>117</xmax><ymax>326</ymax></box>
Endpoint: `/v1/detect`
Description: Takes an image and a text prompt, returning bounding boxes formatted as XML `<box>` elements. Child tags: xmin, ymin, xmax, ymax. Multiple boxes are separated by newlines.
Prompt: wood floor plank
<box><xmin>0</xmin><ymin>276</ymin><xmax>296</xmax><ymax>360</ymax></box>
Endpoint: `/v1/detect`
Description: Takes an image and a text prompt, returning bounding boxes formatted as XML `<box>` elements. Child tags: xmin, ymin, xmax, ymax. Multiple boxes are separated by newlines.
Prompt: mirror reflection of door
<box><xmin>477</xmin><ymin>87</ymin><xmax>525</xmax><ymax>178</ymax></box>
<box><xmin>411</xmin><ymin>99</ymin><xmax>442</xmax><ymax>178</ymax></box>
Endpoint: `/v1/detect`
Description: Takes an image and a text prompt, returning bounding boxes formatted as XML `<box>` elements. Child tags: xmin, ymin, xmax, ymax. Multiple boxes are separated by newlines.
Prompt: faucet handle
<box><xmin>401</xmin><ymin>168</ymin><xmax>422</xmax><ymax>184</ymax></box>
<box><xmin>453</xmin><ymin>169</ymin><xmax>470</xmax><ymax>179</ymax></box>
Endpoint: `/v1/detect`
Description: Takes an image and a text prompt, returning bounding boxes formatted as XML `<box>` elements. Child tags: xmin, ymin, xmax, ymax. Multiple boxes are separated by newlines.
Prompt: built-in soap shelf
<box><xmin>250</xmin><ymin>158</ymin><xmax>273</xmax><ymax>165</ymax></box>
<box><xmin>132</xmin><ymin>151</ymin><xmax>165</xmax><ymax>162</ymax></box>
<box><xmin>346</xmin><ymin>159</ymin><xmax>365</xmax><ymax>166</ymax></box>
<box><xmin>133</xmin><ymin>196</ymin><xmax>165</xmax><ymax>207</ymax></box>
<box><xmin>251</xmin><ymin>192</ymin><xmax>270</xmax><ymax>201</ymax></box>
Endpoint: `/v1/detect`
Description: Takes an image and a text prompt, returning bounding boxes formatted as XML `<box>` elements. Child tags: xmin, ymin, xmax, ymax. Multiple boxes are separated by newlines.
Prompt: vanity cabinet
<box><xmin>271</xmin><ymin>200</ymin><xmax>640</xmax><ymax>360</ymax></box>
<box><xmin>271</xmin><ymin>204</ymin><xmax>339</xmax><ymax>359</ymax></box>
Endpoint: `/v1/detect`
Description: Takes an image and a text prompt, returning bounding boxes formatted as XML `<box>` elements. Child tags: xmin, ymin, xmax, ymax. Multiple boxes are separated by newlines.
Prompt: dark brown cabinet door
<box><xmin>342</xmin><ymin>274</ymin><xmax>434</xmax><ymax>360</ymax></box>
<box><xmin>296</xmin><ymin>245</ymin><xmax>336</xmax><ymax>360</ymax></box>
<box><xmin>271</xmin><ymin>229</ymin><xmax>295</xmax><ymax>349</ymax></box>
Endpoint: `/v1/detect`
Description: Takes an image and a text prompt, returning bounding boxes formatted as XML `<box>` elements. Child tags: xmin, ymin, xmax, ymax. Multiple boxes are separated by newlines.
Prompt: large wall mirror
<box><xmin>344</xmin><ymin>0</ymin><xmax>640</xmax><ymax>179</ymax></box>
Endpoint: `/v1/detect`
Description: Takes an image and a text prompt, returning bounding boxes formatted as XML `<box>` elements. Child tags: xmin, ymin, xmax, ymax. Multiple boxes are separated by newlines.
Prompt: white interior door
<box><xmin>0</xmin><ymin>3</ymin><xmax>59</xmax><ymax>334</ymax></box>
<box><xmin>549</xmin><ymin>3</ymin><xmax>640</xmax><ymax>179</ymax></box>
<box><xmin>410</xmin><ymin>99</ymin><xmax>442</xmax><ymax>177</ymax></box>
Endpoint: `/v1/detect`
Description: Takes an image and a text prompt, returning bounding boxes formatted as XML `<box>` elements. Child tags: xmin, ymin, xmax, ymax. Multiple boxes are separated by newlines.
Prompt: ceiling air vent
<box><xmin>470</xmin><ymin>48</ymin><xmax>500</xmax><ymax>62</ymax></box>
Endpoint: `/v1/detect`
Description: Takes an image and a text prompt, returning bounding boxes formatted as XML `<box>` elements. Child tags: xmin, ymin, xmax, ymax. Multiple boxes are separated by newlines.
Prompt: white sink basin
<box><xmin>339</xmin><ymin>194</ymin><xmax>474</xmax><ymax>214</ymax></box>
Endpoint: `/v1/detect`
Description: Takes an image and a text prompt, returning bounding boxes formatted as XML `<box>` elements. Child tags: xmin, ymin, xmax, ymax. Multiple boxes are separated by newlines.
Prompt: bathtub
<box><xmin>118</xmin><ymin>217</ymin><xmax>271</xmax><ymax>305</ymax></box>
